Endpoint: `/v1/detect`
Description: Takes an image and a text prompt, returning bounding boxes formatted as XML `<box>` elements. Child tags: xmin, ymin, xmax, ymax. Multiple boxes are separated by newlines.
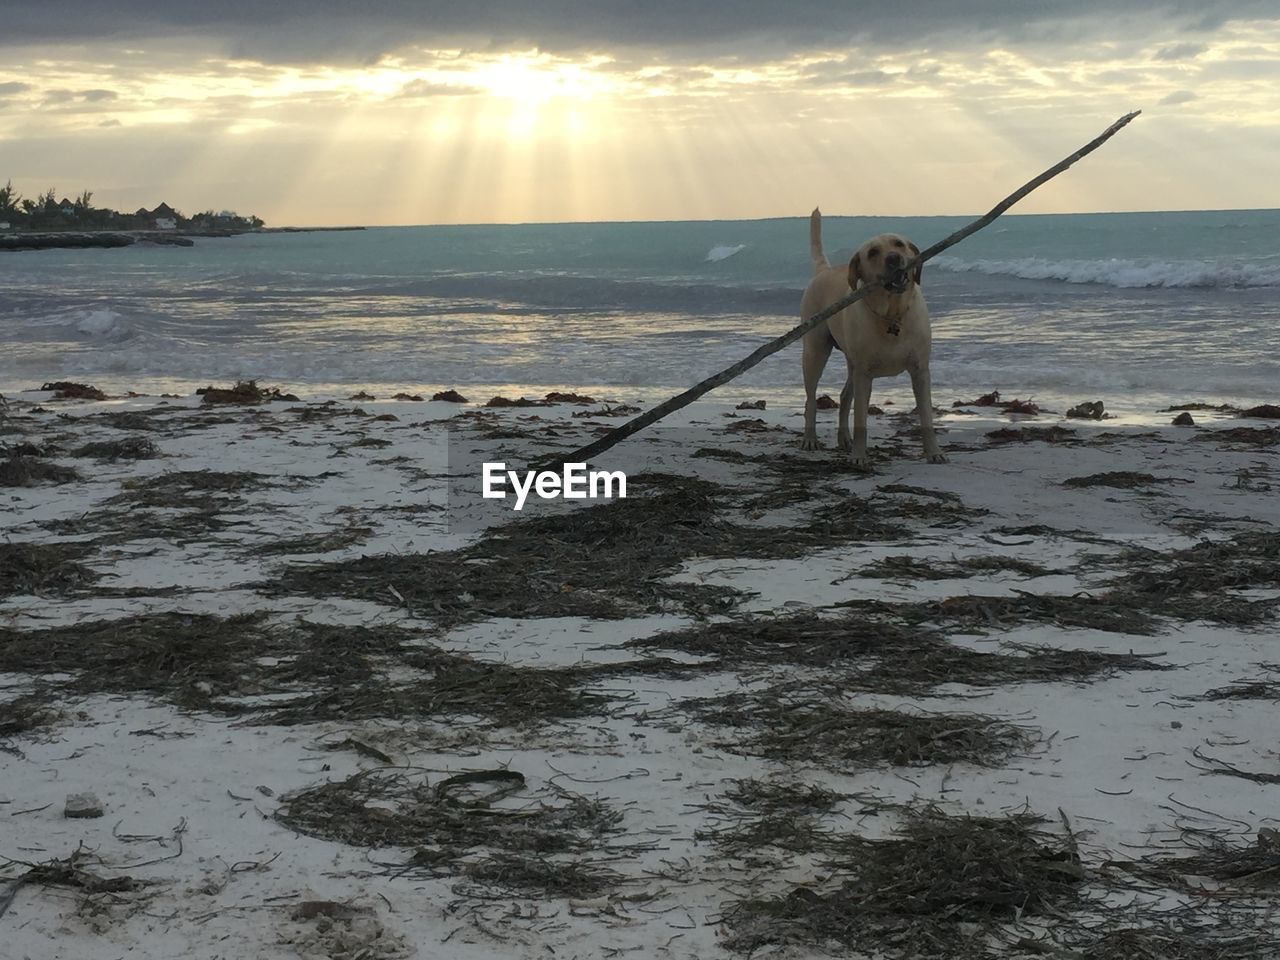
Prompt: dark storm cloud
<box><xmin>3</xmin><ymin>1</ymin><xmax>1275</xmax><ymax>62</ymax></box>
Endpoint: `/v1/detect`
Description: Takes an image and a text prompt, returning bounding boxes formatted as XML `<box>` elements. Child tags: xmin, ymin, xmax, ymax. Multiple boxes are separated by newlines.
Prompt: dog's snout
<box><xmin>885</xmin><ymin>251</ymin><xmax>905</xmax><ymax>269</ymax></box>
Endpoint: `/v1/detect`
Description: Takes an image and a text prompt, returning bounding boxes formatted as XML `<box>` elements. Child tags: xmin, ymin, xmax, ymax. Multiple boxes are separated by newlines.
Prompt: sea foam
<box><xmin>932</xmin><ymin>256</ymin><xmax>1280</xmax><ymax>289</ymax></box>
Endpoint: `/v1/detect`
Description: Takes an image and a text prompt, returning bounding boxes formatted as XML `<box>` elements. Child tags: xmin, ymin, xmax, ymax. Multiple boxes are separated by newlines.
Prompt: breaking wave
<box><xmin>705</xmin><ymin>243</ymin><xmax>746</xmax><ymax>262</ymax></box>
<box><xmin>932</xmin><ymin>255</ymin><xmax>1280</xmax><ymax>289</ymax></box>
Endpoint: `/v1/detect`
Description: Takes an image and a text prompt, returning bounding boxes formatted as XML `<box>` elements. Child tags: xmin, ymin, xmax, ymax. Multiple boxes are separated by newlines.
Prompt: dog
<box><xmin>799</xmin><ymin>208</ymin><xmax>945</xmax><ymax>470</ymax></box>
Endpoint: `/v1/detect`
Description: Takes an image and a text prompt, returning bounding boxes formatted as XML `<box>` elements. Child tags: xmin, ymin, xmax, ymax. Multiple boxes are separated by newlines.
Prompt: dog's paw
<box><xmin>926</xmin><ymin>452</ymin><xmax>949</xmax><ymax>465</ymax></box>
<box><xmin>836</xmin><ymin>435</ymin><xmax>853</xmax><ymax>452</ymax></box>
<box><xmin>851</xmin><ymin>455</ymin><xmax>874</xmax><ymax>473</ymax></box>
<box><xmin>799</xmin><ymin>436</ymin><xmax>823</xmax><ymax>451</ymax></box>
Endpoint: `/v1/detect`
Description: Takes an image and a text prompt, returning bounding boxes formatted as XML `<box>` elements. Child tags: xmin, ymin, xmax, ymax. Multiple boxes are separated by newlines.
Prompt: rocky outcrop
<box><xmin>0</xmin><ymin>231</ymin><xmax>195</xmax><ymax>252</ymax></box>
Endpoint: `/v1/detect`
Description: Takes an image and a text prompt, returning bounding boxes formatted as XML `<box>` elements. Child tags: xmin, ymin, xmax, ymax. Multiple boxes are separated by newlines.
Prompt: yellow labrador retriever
<box><xmin>800</xmin><ymin>208</ymin><xmax>945</xmax><ymax>470</ymax></box>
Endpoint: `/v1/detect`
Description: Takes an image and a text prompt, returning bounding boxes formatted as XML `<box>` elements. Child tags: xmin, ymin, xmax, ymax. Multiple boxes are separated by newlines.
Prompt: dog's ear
<box><xmin>848</xmin><ymin>253</ymin><xmax>862</xmax><ymax>289</ymax></box>
<box><xmin>907</xmin><ymin>241</ymin><xmax>922</xmax><ymax>286</ymax></box>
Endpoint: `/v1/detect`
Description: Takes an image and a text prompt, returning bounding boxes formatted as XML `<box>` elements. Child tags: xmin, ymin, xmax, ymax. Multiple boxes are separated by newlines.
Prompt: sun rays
<box><xmin>2</xmin><ymin>20</ymin><xmax>1278</xmax><ymax>224</ymax></box>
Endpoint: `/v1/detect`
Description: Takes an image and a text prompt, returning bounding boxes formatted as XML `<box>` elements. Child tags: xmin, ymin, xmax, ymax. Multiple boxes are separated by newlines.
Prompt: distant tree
<box><xmin>40</xmin><ymin>188</ymin><xmax>57</xmax><ymax>212</ymax></box>
<box><xmin>75</xmin><ymin>189</ymin><xmax>94</xmax><ymax>211</ymax></box>
<box><xmin>250</xmin><ymin>215</ymin><xmax>264</xmax><ymax>229</ymax></box>
<box><xmin>0</xmin><ymin>180</ymin><xmax>19</xmax><ymax>213</ymax></box>
<box><xmin>20</xmin><ymin>198</ymin><xmax>36</xmax><ymax>216</ymax></box>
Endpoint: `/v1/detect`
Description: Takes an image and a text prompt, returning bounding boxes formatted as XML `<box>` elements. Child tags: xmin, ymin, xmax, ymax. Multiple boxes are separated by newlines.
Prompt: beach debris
<box><xmin>694</xmin><ymin>778</ymin><xmax>863</xmax><ymax>857</ymax></box>
<box><xmin>544</xmin><ymin>391</ymin><xmax>598</xmax><ymax>404</ymax></box>
<box><xmin>679</xmin><ymin>682</ymin><xmax>1037</xmax><ymax>769</ymax></box>
<box><xmin>0</xmin><ymin>441</ymin><xmax>59</xmax><ymax>458</ymax></box>
<box><xmin>815</xmin><ymin>394</ymin><xmax>837</xmax><ymax>409</ymax></box>
<box><xmin>0</xmin><ymin>542</ymin><xmax>99</xmax><ymax>597</ymax></box>
<box><xmin>197</xmin><ymin>380</ymin><xmax>298</xmax><ymax>404</ymax></box>
<box><xmin>64</xmin><ymin>792</ymin><xmax>105</xmax><ymax>819</ymax></box>
<box><xmin>96</xmin><ymin>409</ymin><xmax>171</xmax><ymax>431</ymax></box>
<box><xmin>40</xmin><ymin>381</ymin><xmax>107</xmax><ymax>401</ymax></box>
<box><xmin>70</xmin><ymin>437</ymin><xmax>160</xmax><ymax>460</ymax></box>
<box><xmin>1162</xmin><ymin>401</ymin><xmax>1241</xmax><ymax>412</ymax></box>
<box><xmin>0</xmin><ymin>693</ymin><xmax>61</xmax><ymax>739</ymax></box>
<box><xmin>570</xmin><ymin>403</ymin><xmax>640</xmax><ymax>417</ymax></box>
<box><xmin>1062</xmin><ymin>471</ymin><xmax>1167</xmax><ymax>489</ymax></box>
<box><xmin>1241</xmin><ymin>403</ymin><xmax>1280</xmax><ymax>419</ymax></box>
<box><xmin>722</xmin><ymin>806</ymin><xmax>1085</xmax><ymax>957</ymax></box>
<box><xmin>1066</xmin><ymin>399</ymin><xmax>1107</xmax><ymax>419</ymax></box>
<box><xmin>736</xmin><ymin>399</ymin><xmax>766</xmax><ymax>410</ymax></box>
<box><xmin>634</xmin><ymin>611</ymin><xmax>1168</xmax><ymax>690</ymax></box>
<box><xmin>856</xmin><ymin>553</ymin><xmax>1052</xmax><ymax>580</ymax></box>
<box><xmin>1002</xmin><ymin>397</ymin><xmax>1040</xmax><ymax>414</ymax></box>
<box><xmin>1203</xmin><ymin>668</ymin><xmax>1280</xmax><ymax>702</ymax></box>
<box><xmin>484</xmin><ymin>395</ymin><xmax>552</xmax><ymax>407</ymax></box>
<box><xmin>0</xmin><ymin>849</ymin><xmax>146</xmax><ymax>922</ymax></box>
<box><xmin>954</xmin><ymin>389</ymin><xmax>1003</xmax><ymax>407</ymax></box>
<box><xmin>0</xmin><ymin>456</ymin><xmax>81</xmax><ymax>486</ymax></box>
<box><xmin>430</xmin><ymin>389</ymin><xmax>468</xmax><ymax>402</ymax></box>
<box><xmin>955</xmin><ymin>390</ymin><xmax>1042</xmax><ymax>415</ymax></box>
<box><xmin>1172</xmin><ymin>411</ymin><xmax>1196</xmax><ymax>426</ymax></box>
<box><xmin>985</xmin><ymin>425</ymin><xmax>1075</xmax><ymax>443</ymax></box>
<box><xmin>277</xmin><ymin>768</ymin><xmax>627</xmax><ymax>896</ymax></box>
<box><xmin>460</xmin><ymin>854</ymin><xmax>624</xmax><ymax>899</ymax></box>
<box><xmin>1115</xmin><ymin>827</ymin><xmax>1280</xmax><ymax>890</ymax></box>
<box><xmin>348</xmin><ymin>390</ymin><xmax>376</xmax><ymax>400</ymax></box>
<box><xmin>1195</xmin><ymin>425</ymin><xmax>1280</xmax><ymax>446</ymax></box>
<box><xmin>390</xmin><ymin>392</ymin><xmax>424</xmax><ymax>401</ymax></box>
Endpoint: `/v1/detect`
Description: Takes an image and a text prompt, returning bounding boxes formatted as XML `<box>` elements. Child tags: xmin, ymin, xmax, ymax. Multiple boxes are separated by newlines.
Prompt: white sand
<box><xmin>2</xmin><ymin>388</ymin><xmax>1278</xmax><ymax>959</ymax></box>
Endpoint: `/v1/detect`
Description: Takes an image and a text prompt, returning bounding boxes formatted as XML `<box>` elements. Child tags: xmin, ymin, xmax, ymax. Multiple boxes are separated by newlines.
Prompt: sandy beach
<box><xmin>2</xmin><ymin>382</ymin><xmax>1278</xmax><ymax>959</ymax></box>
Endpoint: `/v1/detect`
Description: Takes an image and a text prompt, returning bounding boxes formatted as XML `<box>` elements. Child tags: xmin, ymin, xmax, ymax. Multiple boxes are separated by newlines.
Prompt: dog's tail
<box><xmin>809</xmin><ymin>207</ymin><xmax>829</xmax><ymax>273</ymax></box>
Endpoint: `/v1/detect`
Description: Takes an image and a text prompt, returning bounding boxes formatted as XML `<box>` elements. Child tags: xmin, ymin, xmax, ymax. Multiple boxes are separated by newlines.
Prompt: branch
<box><xmin>553</xmin><ymin>111</ymin><xmax>1141</xmax><ymax>468</ymax></box>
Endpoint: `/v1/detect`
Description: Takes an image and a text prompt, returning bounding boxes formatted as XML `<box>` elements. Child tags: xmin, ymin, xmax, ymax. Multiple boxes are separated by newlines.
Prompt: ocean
<box><xmin>2</xmin><ymin>209</ymin><xmax>1277</xmax><ymax>416</ymax></box>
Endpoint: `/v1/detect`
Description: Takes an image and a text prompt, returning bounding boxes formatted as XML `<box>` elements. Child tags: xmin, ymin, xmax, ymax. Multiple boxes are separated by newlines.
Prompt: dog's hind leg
<box><xmin>800</xmin><ymin>332</ymin><xmax>834</xmax><ymax>450</ymax></box>
<box><xmin>908</xmin><ymin>361</ymin><xmax>947</xmax><ymax>464</ymax></box>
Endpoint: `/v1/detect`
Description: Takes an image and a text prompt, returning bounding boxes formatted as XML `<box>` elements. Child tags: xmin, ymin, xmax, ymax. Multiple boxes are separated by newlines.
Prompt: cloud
<box><xmin>0</xmin><ymin>80</ymin><xmax>33</xmax><ymax>95</ymax></box>
<box><xmin>1152</xmin><ymin>40</ymin><xmax>1207</xmax><ymax>60</ymax></box>
<box><xmin>1158</xmin><ymin>89</ymin><xmax>1197</xmax><ymax>104</ymax></box>
<box><xmin>395</xmin><ymin>78</ymin><xmax>483</xmax><ymax>98</ymax></box>
<box><xmin>40</xmin><ymin>87</ymin><xmax>122</xmax><ymax>110</ymax></box>
<box><xmin>3</xmin><ymin>1</ymin><xmax>1276</xmax><ymax>64</ymax></box>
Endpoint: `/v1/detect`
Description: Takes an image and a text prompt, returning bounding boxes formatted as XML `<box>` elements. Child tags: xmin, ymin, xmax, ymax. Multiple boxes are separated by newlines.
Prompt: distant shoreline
<box><xmin>0</xmin><ymin>225</ymin><xmax>366</xmax><ymax>252</ymax></box>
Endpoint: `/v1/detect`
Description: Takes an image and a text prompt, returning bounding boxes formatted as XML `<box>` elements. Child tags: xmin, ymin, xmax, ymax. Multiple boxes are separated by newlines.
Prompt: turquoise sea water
<box><xmin>2</xmin><ymin>209</ymin><xmax>1277</xmax><ymax>412</ymax></box>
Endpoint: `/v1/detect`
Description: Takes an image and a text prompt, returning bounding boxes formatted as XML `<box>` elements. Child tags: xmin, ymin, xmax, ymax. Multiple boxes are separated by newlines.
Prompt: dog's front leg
<box><xmin>848</xmin><ymin>369</ymin><xmax>874</xmax><ymax>470</ymax></box>
<box><xmin>908</xmin><ymin>361</ymin><xmax>947</xmax><ymax>464</ymax></box>
<box><xmin>837</xmin><ymin>375</ymin><xmax>855</xmax><ymax>452</ymax></box>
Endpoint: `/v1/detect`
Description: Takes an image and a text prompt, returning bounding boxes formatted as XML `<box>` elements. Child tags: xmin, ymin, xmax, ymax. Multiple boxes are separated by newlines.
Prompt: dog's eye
<box><xmin>893</xmin><ymin>240</ymin><xmax>905</xmax><ymax>248</ymax></box>
<box><xmin>868</xmin><ymin>246</ymin><xmax>880</xmax><ymax>257</ymax></box>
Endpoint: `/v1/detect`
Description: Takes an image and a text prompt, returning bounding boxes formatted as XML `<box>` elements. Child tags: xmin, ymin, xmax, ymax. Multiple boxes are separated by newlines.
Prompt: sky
<box><xmin>1</xmin><ymin>2</ymin><xmax>1277</xmax><ymax>226</ymax></box>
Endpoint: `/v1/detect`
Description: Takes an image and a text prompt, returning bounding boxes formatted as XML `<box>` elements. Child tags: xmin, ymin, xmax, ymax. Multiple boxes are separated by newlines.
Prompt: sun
<box><xmin>469</xmin><ymin>52</ymin><xmax>608</xmax><ymax>104</ymax></box>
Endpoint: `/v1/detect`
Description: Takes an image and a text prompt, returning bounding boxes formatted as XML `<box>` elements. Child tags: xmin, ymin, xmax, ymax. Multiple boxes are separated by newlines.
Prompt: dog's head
<box><xmin>848</xmin><ymin>234</ymin><xmax>922</xmax><ymax>294</ymax></box>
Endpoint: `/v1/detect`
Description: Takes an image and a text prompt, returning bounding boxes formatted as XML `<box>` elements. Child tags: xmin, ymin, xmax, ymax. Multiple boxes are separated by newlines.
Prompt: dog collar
<box><xmin>866</xmin><ymin>299</ymin><xmax>908</xmax><ymax>337</ymax></box>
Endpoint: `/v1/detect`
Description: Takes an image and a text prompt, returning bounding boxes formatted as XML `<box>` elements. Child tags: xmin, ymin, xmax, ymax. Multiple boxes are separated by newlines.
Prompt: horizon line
<box><xmin>266</xmin><ymin>206</ymin><xmax>1280</xmax><ymax>230</ymax></box>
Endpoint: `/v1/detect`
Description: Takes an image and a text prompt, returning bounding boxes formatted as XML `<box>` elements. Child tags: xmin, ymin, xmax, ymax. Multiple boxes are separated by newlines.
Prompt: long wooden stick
<box><xmin>555</xmin><ymin>111</ymin><xmax>1140</xmax><ymax>466</ymax></box>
